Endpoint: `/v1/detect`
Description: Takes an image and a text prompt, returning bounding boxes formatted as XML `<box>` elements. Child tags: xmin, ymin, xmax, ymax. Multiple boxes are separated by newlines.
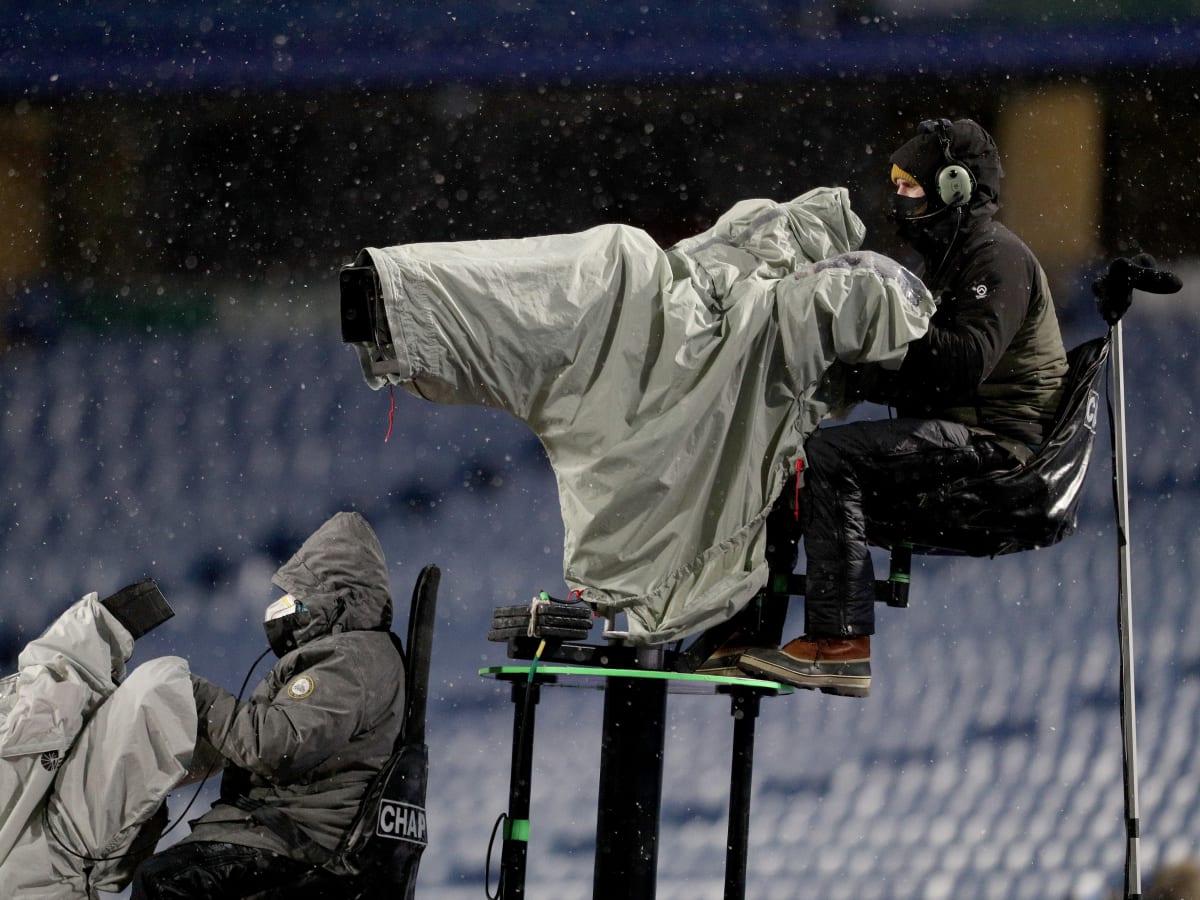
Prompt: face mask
<box><xmin>892</xmin><ymin>193</ymin><xmax>963</xmax><ymax>259</ymax></box>
<box><xmin>890</xmin><ymin>193</ymin><xmax>931</xmax><ymax>223</ymax></box>
<box><xmin>263</xmin><ymin>594</ymin><xmax>312</xmax><ymax>658</ymax></box>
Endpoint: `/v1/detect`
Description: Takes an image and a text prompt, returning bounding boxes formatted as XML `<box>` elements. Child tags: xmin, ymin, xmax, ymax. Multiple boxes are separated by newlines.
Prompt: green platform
<box><xmin>480</xmin><ymin>664</ymin><xmax>792</xmax><ymax>694</ymax></box>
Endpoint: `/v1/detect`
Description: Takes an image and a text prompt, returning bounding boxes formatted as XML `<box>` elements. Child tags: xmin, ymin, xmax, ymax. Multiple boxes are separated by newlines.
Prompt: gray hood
<box><xmin>271</xmin><ymin>511</ymin><xmax>393</xmax><ymax>645</ymax></box>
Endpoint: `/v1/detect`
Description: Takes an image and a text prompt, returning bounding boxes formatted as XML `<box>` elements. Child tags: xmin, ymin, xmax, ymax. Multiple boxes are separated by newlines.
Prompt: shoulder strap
<box><xmin>387</xmin><ymin>631</ymin><xmax>407</xmax><ymax>753</ymax></box>
<box><xmin>229</xmin><ymin>796</ymin><xmax>335</xmax><ymax>868</ymax></box>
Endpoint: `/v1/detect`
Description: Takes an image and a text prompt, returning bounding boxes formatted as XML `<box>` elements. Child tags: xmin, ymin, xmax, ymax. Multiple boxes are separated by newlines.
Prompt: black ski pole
<box><xmin>1110</xmin><ymin>314</ymin><xmax>1141</xmax><ymax>900</ymax></box>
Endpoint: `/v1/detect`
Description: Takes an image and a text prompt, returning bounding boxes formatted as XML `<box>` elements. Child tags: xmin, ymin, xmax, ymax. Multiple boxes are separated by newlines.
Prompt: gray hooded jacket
<box><xmin>354</xmin><ymin>187</ymin><xmax>935</xmax><ymax>643</ymax></box>
<box><xmin>186</xmin><ymin>512</ymin><xmax>404</xmax><ymax>866</ymax></box>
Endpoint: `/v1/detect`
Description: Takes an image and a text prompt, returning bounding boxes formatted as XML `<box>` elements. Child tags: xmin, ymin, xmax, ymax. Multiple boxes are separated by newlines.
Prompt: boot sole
<box><xmin>695</xmin><ymin>652</ymin><xmax>749</xmax><ymax>679</ymax></box>
<box><xmin>696</xmin><ymin>666</ymin><xmax>746</xmax><ymax>678</ymax></box>
<box><xmin>737</xmin><ymin>651</ymin><xmax>870</xmax><ymax>698</ymax></box>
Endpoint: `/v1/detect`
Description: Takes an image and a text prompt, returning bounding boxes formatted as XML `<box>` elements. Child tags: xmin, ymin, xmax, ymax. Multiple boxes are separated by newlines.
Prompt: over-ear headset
<box><xmin>919</xmin><ymin>118</ymin><xmax>975</xmax><ymax>208</ymax></box>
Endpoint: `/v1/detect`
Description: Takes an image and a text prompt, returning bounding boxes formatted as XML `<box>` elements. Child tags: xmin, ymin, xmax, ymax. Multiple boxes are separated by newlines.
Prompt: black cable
<box><xmin>161</xmin><ymin>646</ymin><xmax>274</xmax><ymax>834</ymax></box>
<box><xmin>43</xmin><ymin>645</ymin><xmax>274</xmax><ymax>865</ymax></box>
<box><xmin>926</xmin><ymin>206</ymin><xmax>965</xmax><ymax>289</ymax></box>
<box><xmin>484</xmin><ymin>811</ymin><xmax>508</xmax><ymax>900</ymax></box>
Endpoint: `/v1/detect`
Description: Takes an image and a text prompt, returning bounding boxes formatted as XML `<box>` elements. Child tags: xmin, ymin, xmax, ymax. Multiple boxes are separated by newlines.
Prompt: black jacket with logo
<box><xmin>873</xmin><ymin>118</ymin><xmax>1069</xmax><ymax>452</ymax></box>
<box><xmin>869</xmin><ymin>216</ymin><xmax>1069</xmax><ymax>450</ymax></box>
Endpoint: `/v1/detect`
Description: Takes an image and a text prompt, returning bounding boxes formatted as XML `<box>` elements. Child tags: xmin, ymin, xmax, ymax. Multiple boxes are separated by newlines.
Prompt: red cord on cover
<box><xmin>794</xmin><ymin>457</ymin><xmax>804</xmax><ymax>521</ymax></box>
<box><xmin>384</xmin><ymin>385</ymin><xmax>396</xmax><ymax>442</ymax></box>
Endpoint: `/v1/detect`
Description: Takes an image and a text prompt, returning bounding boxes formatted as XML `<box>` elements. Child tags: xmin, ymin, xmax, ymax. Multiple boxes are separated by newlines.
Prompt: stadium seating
<box><xmin>1</xmin><ymin>295</ymin><xmax>1196</xmax><ymax>899</ymax></box>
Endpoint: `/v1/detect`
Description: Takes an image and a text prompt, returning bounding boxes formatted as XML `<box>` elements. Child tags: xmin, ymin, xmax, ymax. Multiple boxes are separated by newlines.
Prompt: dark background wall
<box><xmin>2</xmin><ymin>2</ymin><xmax>1199</xmax><ymax>342</ymax></box>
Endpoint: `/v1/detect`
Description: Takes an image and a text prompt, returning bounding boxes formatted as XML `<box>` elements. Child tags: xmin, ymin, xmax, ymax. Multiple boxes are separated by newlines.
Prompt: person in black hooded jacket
<box><xmin>132</xmin><ymin>511</ymin><xmax>406</xmax><ymax>898</ymax></box>
<box><xmin>731</xmin><ymin>118</ymin><xmax>1068</xmax><ymax>698</ymax></box>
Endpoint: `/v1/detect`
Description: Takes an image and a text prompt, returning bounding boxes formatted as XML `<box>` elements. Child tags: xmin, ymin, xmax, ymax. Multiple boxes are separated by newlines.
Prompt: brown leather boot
<box><xmin>737</xmin><ymin>635</ymin><xmax>870</xmax><ymax>698</ymax></box>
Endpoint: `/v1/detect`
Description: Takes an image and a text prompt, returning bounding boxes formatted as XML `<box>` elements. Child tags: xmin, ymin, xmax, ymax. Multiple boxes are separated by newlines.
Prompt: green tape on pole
<box><xmin>890</xmin><ymin>573</ymin><xmax>910</xmax><ymax>584</ymax></box>
<box><xmin>505</xmin><ymin>818</ymin><xmax>531</xmax><ymax>842</ymax></box>
<box><xmin>772</xmin><ymin>573</ymin><xmax>789</xmax><ymax>593</ymax></box>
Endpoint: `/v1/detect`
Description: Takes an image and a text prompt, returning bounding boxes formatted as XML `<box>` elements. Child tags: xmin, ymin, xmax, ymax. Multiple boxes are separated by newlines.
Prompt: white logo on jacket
<box><xmin>286</xmin><ymin>674</ymin><xmax>316</xmax><ymax>699</ymax></box>
<box><xmin>973</xmin><ymin>283</ymin><xmax>988</xmax><ymax>299</ymax></box>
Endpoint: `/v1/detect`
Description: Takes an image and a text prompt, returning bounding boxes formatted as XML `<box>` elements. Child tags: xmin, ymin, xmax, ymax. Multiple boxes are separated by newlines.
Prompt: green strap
<box><xmin>505</xmin><ymin>818</ymin><xmax>531</xmax><ymax>842</ymax></box>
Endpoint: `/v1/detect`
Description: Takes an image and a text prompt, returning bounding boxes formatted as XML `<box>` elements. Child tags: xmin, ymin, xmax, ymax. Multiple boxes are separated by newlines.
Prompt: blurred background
<box><xmin>2</xmin><ymin>1</ymin><xmax>1200</xmax><ymax>898</ymax></box>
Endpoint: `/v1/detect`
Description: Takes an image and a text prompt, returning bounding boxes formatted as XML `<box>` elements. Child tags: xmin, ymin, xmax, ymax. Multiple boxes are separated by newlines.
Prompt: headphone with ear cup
<box><xmin>919</xmin><ymin>117</ymin><xmax>975</xmax><ymax>208</ymax></box>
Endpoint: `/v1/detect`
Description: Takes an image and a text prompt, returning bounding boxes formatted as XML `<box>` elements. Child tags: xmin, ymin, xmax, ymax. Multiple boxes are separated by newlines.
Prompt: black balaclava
<box><xmin>263</xmin><ymin>593</ymin><xmax>313</xmax><ymax>658</ymax></box>
<box><xmin>888</xmin><ymin>118</ymin><xmax>1003</xmax><ymax>272</ymax></box>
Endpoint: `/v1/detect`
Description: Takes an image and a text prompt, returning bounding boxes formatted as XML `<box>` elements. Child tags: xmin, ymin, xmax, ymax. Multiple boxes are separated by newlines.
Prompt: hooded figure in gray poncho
<box><xmin>350</xmin><ymin>187</ymin><xmax>935</xmax><ymax>644</ymax></box>
<box><xmin>133</xmin><ymin>511</ymin><xmax>405</xmax><ymax>898</ymax></box>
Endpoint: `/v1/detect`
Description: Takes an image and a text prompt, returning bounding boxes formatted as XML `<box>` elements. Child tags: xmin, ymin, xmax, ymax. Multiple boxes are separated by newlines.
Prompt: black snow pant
<box><xmin>131</xmin><ymin>839</ymin><xmax>345</xmax><ymax>899</ymax></box>
<box><xmin>791</xmin><ymin>417</ymin><xmax>1015</xmax><ymax>638</ymax></box>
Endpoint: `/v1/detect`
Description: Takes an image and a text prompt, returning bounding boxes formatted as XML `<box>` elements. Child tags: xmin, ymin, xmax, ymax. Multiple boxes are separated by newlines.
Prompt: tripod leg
<box><xmin>500</xmin><ymin>679</ymin><xmax>540</xmax><ymax>899</ymax></box>
<box><xmin>724</xmin><ymin>688</ymin><xmax>761</xmax><ymax>900</ymax></box>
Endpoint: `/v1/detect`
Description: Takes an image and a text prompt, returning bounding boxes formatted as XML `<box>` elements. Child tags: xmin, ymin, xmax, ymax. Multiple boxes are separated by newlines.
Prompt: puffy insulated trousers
<box><xmin>131</xmin><ymin>839</ymin><xmax>343</xmax><ymax>899</ymax></box>
<box><xmin>798</xmin><ymin>417</ymin><xmax>1013</xmax><ymax>637</ymax></box>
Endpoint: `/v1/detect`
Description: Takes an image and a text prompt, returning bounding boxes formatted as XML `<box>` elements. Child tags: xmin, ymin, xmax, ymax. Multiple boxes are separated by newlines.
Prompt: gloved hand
<box><xmin>1092</xmin><ymin>253</ymin><xmax>1183</xmax><ymax>325</ymax></box>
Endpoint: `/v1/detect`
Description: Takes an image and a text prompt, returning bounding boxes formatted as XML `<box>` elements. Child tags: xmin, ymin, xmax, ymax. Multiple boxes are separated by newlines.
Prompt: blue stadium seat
<box><xmin>0</xmin><ymin>298</ymin><xmax>1195</xmax><ymax>900</ymax></box>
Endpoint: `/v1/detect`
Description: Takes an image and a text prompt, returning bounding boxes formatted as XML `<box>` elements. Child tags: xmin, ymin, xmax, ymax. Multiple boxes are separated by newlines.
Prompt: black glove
<box><xmin>100</xmin><ymin>579</ymin><xmax>174</xmax><ymax>639</ymax></box>
<box><xmin>1092</xmin><ymin>253</ymin><xmax>1183</xmax><ymax>325</ymax></box>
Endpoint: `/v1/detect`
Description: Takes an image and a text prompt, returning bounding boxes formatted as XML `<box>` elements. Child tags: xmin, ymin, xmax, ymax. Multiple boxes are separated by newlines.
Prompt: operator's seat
<box><xmin>861</xmin><ymin>250</ymin><xmax>1183</xmax><ymax>562</ymax></box>
<box><xmin>866</xmin><ymin>334</ymin><xmax>1110</xmax><ymax>559</ymax></box>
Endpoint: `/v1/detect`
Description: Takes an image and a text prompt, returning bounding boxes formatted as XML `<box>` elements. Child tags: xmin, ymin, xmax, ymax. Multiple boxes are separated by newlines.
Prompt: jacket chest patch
<box><xmin>972</xmin><ymin>283</ymin><xmax>989</xmax><ymax>300</ymax></box>
<box><xmin>286</xmin><ymin>674</ymin><xmax>316</xmax><ymax>700</ymax></box>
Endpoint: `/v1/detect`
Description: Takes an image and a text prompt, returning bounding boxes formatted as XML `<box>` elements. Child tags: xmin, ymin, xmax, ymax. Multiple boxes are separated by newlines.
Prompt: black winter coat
<box><xmin>870</xmin><ymin>215</ymin><xmax>1068</xmax><ymax>449</ymax></box>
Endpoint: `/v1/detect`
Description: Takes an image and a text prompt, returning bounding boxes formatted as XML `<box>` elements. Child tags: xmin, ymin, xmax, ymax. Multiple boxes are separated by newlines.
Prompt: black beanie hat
<box><xmin>889</xmin><ymin>118</ymin><xmax>1003</xmax><ymax>211</ymax></box>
